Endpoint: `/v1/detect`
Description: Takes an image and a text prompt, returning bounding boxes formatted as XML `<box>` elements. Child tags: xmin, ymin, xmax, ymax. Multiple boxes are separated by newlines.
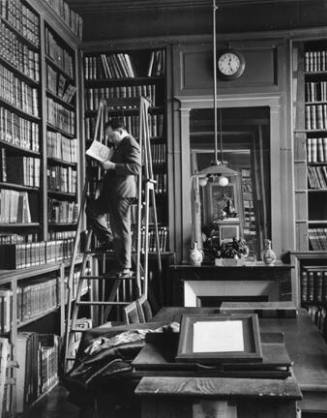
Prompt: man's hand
<box><xmin>102</xmin><ymin>160</ymin><xmax>116</xmax><ymax>170</ymax></box>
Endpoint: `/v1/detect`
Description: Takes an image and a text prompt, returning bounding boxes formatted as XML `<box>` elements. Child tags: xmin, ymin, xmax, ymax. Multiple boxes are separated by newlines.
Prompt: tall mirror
<box><xmin>190</xmin><ymin>106</ymin><xmax>271</xmax><ymax>261</ymax></box>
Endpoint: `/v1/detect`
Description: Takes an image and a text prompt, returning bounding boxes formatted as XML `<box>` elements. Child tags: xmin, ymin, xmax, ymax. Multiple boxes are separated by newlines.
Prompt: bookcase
<box><xmin>83</xmin><ymin>47</ymin><xmax>170</xmax><ymax>253</ymax></box>
<box><xmin>0</xmin><ymin>0</ymin><xmax>84</xmax><ymax>416</ymax></box>
<box><xmin>292</xmin><ymin>39</ymin><xmax>327</xmax><ymax>338</ymax></box>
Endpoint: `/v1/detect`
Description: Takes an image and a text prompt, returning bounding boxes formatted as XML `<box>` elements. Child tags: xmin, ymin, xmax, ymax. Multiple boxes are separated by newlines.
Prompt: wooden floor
<box><xmin>25</xmin><ymin>385</ymin><xmax>81</xmax><ymax>418</ymax></box>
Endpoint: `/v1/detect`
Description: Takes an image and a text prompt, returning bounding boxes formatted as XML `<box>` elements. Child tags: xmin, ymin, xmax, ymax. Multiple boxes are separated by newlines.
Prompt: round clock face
<box><xmin>217</xmin><ymin>50</ymin><xmax>245</xmax><ymax>80</ymax></box>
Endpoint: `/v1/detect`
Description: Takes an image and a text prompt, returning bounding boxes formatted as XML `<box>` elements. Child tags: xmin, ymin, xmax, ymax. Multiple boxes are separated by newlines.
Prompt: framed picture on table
<box><xmin>176</xmin><ymin>313</ymin><xmax>262</xmax><ymax>364</ymax></box>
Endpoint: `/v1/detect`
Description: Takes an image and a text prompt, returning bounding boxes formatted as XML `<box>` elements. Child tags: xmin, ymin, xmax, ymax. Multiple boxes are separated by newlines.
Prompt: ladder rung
<box><xmin>77</xmin><ymin>301</ymin><xmax>130</xmax><ymax>306</ymax></box>
<box><xmin>80</xmin><ymin>274</ymin><xmax>135</xmax><ymax>280</ymax></box>
<box><xmin>85</xmin><ymin>249</ymin><xmax>115</xmax><ymax>255</ymax></box>
<box><xmin>71</xmin><ymin>328</ymin><xmax>91</xmax><ymax>333</ymax></box>
<box><xmin>66</xmin><ymin>356</ymin><xmax>76</xmax><ymax>361</ymax></box>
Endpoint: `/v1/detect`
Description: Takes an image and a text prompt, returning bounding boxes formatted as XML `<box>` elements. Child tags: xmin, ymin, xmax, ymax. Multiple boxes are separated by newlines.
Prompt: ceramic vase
<box><xmin>262</xmin><ymin>239</ymin><xmax>276</xmax><ymax>265</ymax></box>
<box><xmin>190</xmin><ymin>241</ymin><xmax>203</xmax><ymax>266</ymax></box>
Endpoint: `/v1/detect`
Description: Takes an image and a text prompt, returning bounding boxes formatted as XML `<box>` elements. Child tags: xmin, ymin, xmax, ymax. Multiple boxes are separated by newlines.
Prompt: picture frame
<box><xmin>176</xmin><ymin>313</ymin><xmax>262</xmax><ymax>364</ymax></box>
<box><xmin>202</xmin><ymin>181</ymin><xmax>242</xmax><ymax>227</ymax></box>
<box><xmin>219</xmin><ymin>222</ymin><xmax>240</xmax><ymax>242</ymax></box>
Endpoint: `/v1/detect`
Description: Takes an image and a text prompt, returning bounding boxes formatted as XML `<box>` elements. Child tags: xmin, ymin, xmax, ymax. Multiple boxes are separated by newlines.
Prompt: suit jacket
<box><xmin>102</xmin><ymin>135</ymin><xmax>141</xmax><ymax>199</ymax></box>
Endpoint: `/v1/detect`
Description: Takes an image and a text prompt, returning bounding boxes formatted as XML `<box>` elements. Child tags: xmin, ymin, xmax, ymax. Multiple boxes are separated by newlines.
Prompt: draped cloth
<box><xmin>63</xmin><ymin>322</ymin><xmax>180</xmax><ymax>406</ymax></box>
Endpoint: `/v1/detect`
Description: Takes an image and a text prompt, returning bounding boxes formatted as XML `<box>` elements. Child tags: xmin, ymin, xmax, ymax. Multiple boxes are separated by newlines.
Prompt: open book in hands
<box><xmin>86</xmin><ymin>140</ymin><xmax>114</xmax><ymax>163</ymax></box>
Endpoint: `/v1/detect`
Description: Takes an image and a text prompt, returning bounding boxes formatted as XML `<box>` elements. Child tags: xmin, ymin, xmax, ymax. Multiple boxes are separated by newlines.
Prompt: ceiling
<box><xmin>65</xmin><ymin>0</ymin><xmax>314</xmax><ymax>13</ymax></box>
<box><xmin>64</xmin><ymin>0</ymin><xmax>327</xmax><ymax>42</ymax></box>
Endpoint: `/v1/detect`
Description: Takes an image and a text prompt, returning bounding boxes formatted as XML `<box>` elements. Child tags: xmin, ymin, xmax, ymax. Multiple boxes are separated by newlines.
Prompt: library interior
<box><xmin>1</xmin><ymin>0</ymin><xmax>327</xmax><ymax>417</ymax></box>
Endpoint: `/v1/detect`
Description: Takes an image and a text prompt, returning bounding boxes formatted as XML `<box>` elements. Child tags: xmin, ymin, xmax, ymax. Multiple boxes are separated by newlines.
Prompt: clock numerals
<box><xmin>217</xmin><ymin>50</ymin><xmax>245</xmax><ymax>80</ymax></box>
<box><xmin>219</xmin><ymin>53</ymin><xmax>240</xmax><ymax>75</ymax></box>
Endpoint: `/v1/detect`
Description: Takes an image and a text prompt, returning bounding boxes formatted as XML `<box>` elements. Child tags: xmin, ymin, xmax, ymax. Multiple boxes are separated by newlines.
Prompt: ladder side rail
<box><xmin>64</xmin><ymin>180</ymin><xmax>90</xmax><ymax>367</ymax></box>
<box><xmin>70</xmin><ymin>232</ymin><xmax>93</xmax><ymax>327</ymax></box>
<box><xmin>135</xmin><ymin>98</ymin><xmax>144</xmax><ymax>297</ymax></box>
<box><xmin>141</xmin><ymin>99</ymin><xmax>151</xmax><ymax>299</ymax></box>
<box><xmin>64</xmin><ymin>101</ymin><xmax>105</xmax><ymax>367</ymax></box>
<box><xmin>144</xmin><ymin>101</ymin><xmax>162</xmax><ymax>275</ymax></box>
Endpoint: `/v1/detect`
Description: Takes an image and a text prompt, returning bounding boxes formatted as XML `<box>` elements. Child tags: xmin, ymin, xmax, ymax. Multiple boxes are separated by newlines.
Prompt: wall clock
<box><xmin>217</xmin><ymin>49</ymin><xmax>245</xmax><ymax>80</ymax></box>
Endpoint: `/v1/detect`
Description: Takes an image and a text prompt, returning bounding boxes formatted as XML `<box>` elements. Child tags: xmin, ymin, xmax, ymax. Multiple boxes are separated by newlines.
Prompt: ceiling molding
<box><xmin>66</xmin><ymin>0</ymin><xmax>315</xmax><ymax>14</ymax></box>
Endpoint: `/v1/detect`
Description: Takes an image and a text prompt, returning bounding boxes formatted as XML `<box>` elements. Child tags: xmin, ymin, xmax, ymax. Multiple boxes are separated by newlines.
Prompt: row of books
<box><xmin>308</xmin><ymin>228</ymin><xmax>327</xmax><ymax>250</ymax></box>
<box><xmin>151</xmin><ymin>142</ymin><xmax>166</xmax><ymax>165</ymax></box>
<box><xmin>47</xmin><ymin>229</ymin><xmax>75</xmax><ymax>241</ymax></box>
<box><xmin>85</xmin><ymin>113</ymin><xmax>164</xmax><ymax>140</ymax></box>
<box><xmin>0</xmin><ymin>237</ymin><xmax>76</xmax><ymax>269</ymax></box>
<box><xmin>47</xmin><ymin>97</ymin><xmax>75</xmax><ymax>136</ymax></box>
<box><xmin>0</xmin><ymin>337</ymin><xmax>12</xmax><ymax>418</ymax></box>
<box><xmin>47</xmin><ymin>132</ymin><xmax>77</xmax><ymax>163</ymax></box>
<box><xmin>43</xmin><ymin>0</ymin><xmax>83</xmax><ymax>38</ymax></box>
<box><xmin>0</xmin><ymin>189</ymin><xmax>32</xmax><ymax>223</ymax></box>
<box><xmin>0</xmin><ymin>106</ymin><xmax>39</xmax><ymax>152</ymax></box>
<box><xmin>241</xmin><ymin>172</ymin><xmax>257</xmax><ymax>245</ymax></box>
<box><xmin>305</xmin><ymin>104</ymin><xmax>327</xmax><ymax>131</ymax></box>
<box><xmin>130</xmin><ymin>205</ymin><xmax>168</xmax><ymax>226</ymax></box>
<box><xmin>132</xmin><ymin>226</ymin><xmax>169</xmax><ymax>252</ymax></box>
<box><xmin>46</xmin><ymin>64</ymin><xmax>76</xmax><ymax>104</ymax></box>
<box><xmin>306</xmin><ymin>81</ymin><xmax>327</xmax><ymax>102</ymax></box>
<box><xmin>0</xmin><ymin>63</ymin><xmax>38</xmax><ymax>116</ymax></box>
<box><xmin>307</xmin><ymin>137</ymin><xmax>327</xmax><ymax>163</ymax></box>
<box><xmin>301</xmin><ymin>269</ymin><xmax>327</xmax><ymax>303</ymax></box>
<box><xmin>0</xmin><ymin>20</ymin><xmax>40</xmax><ymax>82</ymax></box>
<box><xmin>1</xmin><ymin>272</ymin><xmax>86</xmax><ymax>328</ymax></box>
<box><xmin>0</xmin><ymin>270</ymin><xmax>89</xmax><ymax>333</ymax></box>
<box><xmin>306</xmin><ymin>304</ymin><xmax>327</xmax><ymax>339</ymax></box>
<box><xmin>45</xmin><ymin>28</ymin><xmax>74</xmax><ymax>78</ymax></box>
<box><xmin>47</xmin><ymin>165</ymin><xmax>77</xmax><ymax>194</ymax></box>
<box><xmin>10</xmin><ymin>278</ymin><xmax>57</xmax><ymax>327</ymax></box>
<box><xmin>147</xmin><ymin>50</ymin><xmax>166</xmax><ymax>77</ymax></box>
<box><xmin>308</xmin><ymin>165</ymin><xmax>327</xmax><ymax>189</ymax></box>
<box><xmin>305</xmin><ymin>50</ymin><xmax>327</xmax><ymax>73</ymax></box>
<box><xmin>0</xmin><ymin>152</ymin><xmax>40</xmax><ymax>187</ymax></box>
<box><xmin>48</xmin><ymin>198</ymin><xmax>78</xmax><ymax>224</ymax></box>
<box><xmin>85</xmin><ymin>84</ymin><xmax>159</xmax><ymax>111</ymax></box>
<box><xmin>15</xmin><ymin>332</ymin><xmax>59</xmax><ymax>413</ymax></box>
<box><xmin>84</xmin><ymin>53</ymin><xmax>135</xmax><ymax>80</ymax></box>
<box><xmin>153</xmin><ymin>173</ymin><xmax>167</xmax><ymax>194</ymax></box>
<box><xmin>0</xmin><ymin>232</ymin><xmax>38</xmax><ymax>245</ymax></box>
<box><xmin>0</xmin><ymin>0</ymin><xmax>39</xmax><ymax>47</ymax></box>
<box><xmin>84</xmin><ymin>49</ymin><xmax>165</xmax><ymax>80</ymax></box>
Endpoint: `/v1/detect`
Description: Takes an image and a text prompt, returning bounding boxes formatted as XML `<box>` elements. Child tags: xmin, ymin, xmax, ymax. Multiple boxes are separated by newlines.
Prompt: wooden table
<box><xmin>139</xmin><ymin>307</ymin><xmax>327</xmax><ymax>416</ymax></box>
<box><xmin>75</xmin><ymin>306</ymin><xmax>327</xmax><ymax>417</ymax></box>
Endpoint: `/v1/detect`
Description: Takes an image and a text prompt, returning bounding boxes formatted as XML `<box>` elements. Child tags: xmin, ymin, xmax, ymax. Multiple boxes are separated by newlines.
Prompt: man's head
<box><xmin>104</xmin><ymin>119</ymin><xmax>128</xmax><ymax>147</ymax></box>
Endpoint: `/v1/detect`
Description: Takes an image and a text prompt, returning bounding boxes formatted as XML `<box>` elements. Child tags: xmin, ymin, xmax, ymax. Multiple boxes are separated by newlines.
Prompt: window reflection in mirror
<box><xmin>190</xmin><ymin>107</ymin><xmax>271</xmax><ymax>259</ymax></box>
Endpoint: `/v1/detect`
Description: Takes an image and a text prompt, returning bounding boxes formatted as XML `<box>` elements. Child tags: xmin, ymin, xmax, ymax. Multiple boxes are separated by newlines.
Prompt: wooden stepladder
<box><xmin>63</xmin><ymin>97</ymin><xmax>161</xmax><ymax>371</ymax></box>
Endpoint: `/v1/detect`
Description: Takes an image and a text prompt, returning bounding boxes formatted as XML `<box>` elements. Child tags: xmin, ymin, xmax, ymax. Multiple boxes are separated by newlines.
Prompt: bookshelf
<box><xmin>292</xmin><ymin>39</ymin><xmax>327</xmax><ymax>337</ymax></box>
<box><xmin>83</xmin><ymin>47</ymin><xmax>169</xmax><ymax>253</ymax></box>
<box><xmin>294</xmin><ymin>41</ymin><xmax>327</xmax><ymax>252</ymax></box>
<box><xmin>0</xmin><ymin>0</ymin><xmax>84</xmax><ymax>416</ymax></box>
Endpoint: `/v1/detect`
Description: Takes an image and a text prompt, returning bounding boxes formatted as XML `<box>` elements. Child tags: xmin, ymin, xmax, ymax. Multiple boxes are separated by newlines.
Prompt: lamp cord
<box><xmin>213</xmin><ymin>0</ymin><xmax>219</xmax><ymax>165</ymax></box>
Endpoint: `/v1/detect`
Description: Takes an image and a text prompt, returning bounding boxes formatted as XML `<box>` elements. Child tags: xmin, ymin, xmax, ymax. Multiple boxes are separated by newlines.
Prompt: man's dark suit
<box><xmin>87</xmin><ymin>135</ymin><xmax>141</xmax><ymax>270</ymax></box>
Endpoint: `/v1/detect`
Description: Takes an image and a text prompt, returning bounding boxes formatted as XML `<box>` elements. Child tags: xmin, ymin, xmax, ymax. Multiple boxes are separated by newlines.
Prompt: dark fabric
<box><xmin>103</xmin><ymin>135</ymin><xmax>141</xmax><ymax>200</ymax></box>
<box><xmin>63</xmin><ymin>323</ymin><xmax>180</xmax><ymax>404</ymax></box>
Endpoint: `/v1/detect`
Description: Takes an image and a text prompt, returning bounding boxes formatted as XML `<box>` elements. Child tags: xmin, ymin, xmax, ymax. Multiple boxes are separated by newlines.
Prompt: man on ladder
<box><xmin>64</xmin><ymin>97</ymin><xmax>162</xmax><ymax>370</ymax></box>
<box><xmin>86</xmin><ymin>118</ymin><xmax>141</xmax><ymax>279</ymax></box>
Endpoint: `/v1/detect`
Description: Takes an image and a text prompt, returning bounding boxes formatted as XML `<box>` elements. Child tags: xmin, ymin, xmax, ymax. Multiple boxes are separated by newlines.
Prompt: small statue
<box><xmin>224</xmin><ymin>199</ymin><xmax>237</xmax><ymax>218</ymax></box>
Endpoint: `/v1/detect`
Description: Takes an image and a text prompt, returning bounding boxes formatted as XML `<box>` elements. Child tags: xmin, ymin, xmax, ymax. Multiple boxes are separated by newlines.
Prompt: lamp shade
<box><xmin>195</xmin><ymin>162</ymin><xmax>239</xmax><ymax>177</ymax></box>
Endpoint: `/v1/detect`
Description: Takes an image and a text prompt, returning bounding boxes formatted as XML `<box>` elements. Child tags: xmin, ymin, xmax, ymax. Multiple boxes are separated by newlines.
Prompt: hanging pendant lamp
<box><xmin>196</xmin><ymin>0</ymin><xmax>238</xmax><ymax>187</ymax></box>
